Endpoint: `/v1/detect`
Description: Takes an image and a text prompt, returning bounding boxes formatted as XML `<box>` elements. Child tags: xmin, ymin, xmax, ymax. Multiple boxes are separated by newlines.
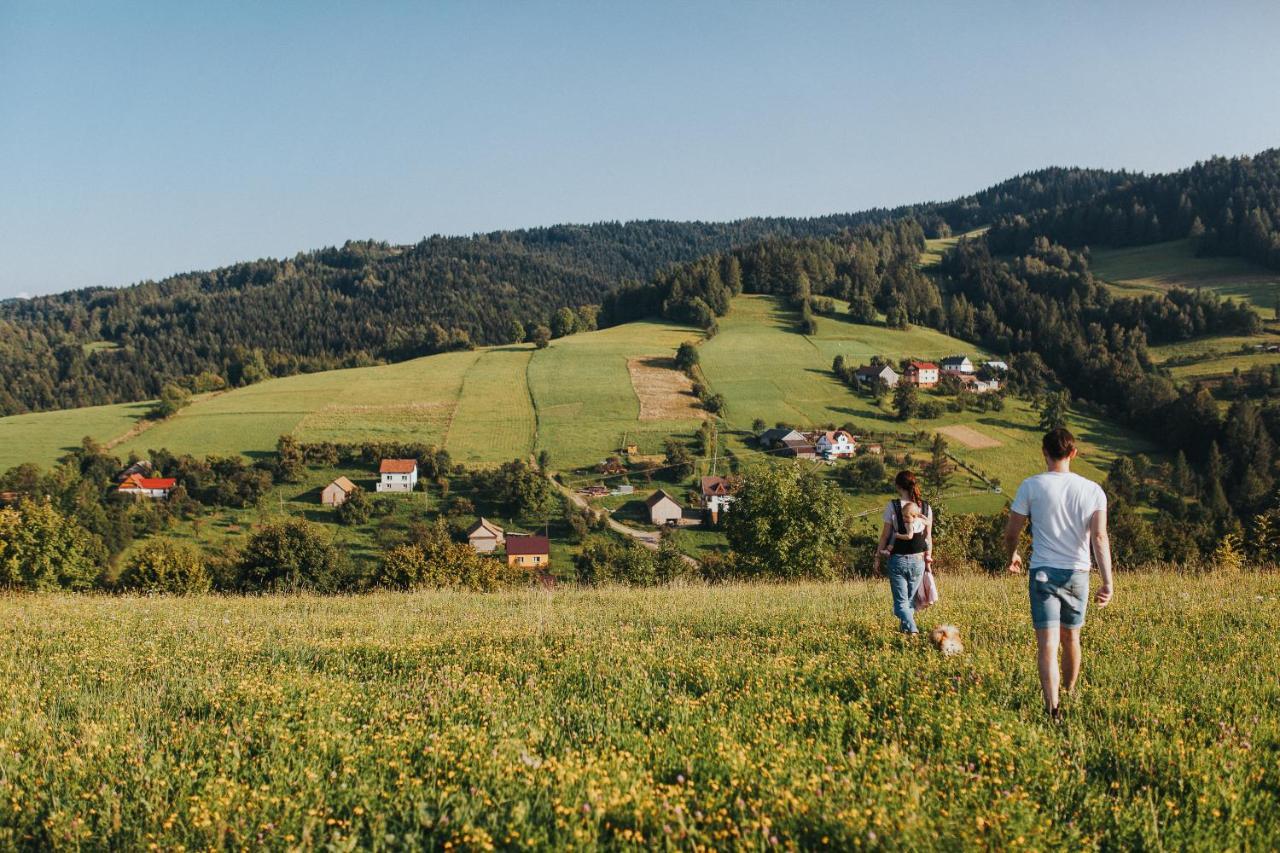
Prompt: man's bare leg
<box><xmin>1060</xmin><ymin>627</ymin><xmax>1082</xmax><ymax>696</ymax></box>
<box><xmin>1035</xmin><ymin>628</ymin><xmax>1060</xmax><ymax>714</ymax></box>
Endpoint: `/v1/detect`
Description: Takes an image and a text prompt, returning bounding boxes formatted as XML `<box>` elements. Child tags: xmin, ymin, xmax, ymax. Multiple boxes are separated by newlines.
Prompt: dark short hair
<box><xmin>1042</xmin><ymin>427</ymin><xmax>1076</xmax><ymax>460</ymax></box>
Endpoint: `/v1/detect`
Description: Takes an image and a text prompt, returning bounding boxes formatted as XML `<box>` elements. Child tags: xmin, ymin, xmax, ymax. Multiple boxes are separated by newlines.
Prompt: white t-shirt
<box><xmin>1010</xmin><ymin>471</ymin><xmax>1107</xmax><ymax>571</ymax></box>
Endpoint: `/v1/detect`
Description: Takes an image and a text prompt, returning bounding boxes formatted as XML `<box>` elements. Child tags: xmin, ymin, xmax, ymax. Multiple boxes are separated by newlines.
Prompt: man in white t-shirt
<box><xmin>1003</xmin><ymin>427</ymin><xmax>1114</xmax><ymax>721</ymax></box>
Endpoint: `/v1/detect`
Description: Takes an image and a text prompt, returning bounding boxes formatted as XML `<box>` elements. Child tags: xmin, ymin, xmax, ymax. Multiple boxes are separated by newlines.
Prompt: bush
<box><xmin>574</xmin><ymin>535</ymin><xmax>675</xmax><ymax>586</ymax></box>
<box><xmin>335</xmin><ymin>487</ymin><xmax>372</xmax><ymax>525</ymax></box>
<box><xmin>723</xmin><ymin>465</ymin><xmax>850</xmax><ymax>580</ymax></box>
<box><xmin>236</xmin><ymin>518</ymin><xmax>351</xmax><ymax>592</ymax></box>
<box><xmin>0</xmin><ymin>499</ymin><xmax>102</xmax><ymax>591</ymax></box>
<box><xmin>117</xmin><ymin>538</ymin><xmax>211</xmax><ymax>594</ymax></box>
<box><xmin>370</xmin><ymin>520</ymin><xmax>523</xmax><ymax>592</ymax></box>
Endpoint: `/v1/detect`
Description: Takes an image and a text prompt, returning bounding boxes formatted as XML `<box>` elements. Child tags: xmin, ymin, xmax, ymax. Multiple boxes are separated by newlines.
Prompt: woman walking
<box><xmin>873</xmin><ymin>470</ymin><xmax>934</xmax><ymax>634</ymax></box>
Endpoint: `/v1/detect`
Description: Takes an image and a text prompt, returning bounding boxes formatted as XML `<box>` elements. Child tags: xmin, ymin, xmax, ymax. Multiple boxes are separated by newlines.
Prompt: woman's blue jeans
<box><xmin>887</xmin><ymin>553</ymin><xmax>926</xmax><ymax>633</ymax></box>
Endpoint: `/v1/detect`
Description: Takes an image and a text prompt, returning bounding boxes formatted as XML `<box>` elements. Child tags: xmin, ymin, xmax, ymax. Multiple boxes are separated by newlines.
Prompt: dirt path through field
<box><xmin>938</xmin><ymin>424</ymin><xmax>1003</xmax><ymax>450</ymax></box>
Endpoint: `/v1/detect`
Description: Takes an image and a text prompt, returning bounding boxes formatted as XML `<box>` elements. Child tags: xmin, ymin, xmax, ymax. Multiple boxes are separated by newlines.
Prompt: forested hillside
<box><xmin>988</xmin><ymin>148</ymin><xmax>1280</xmax><ymax>268</ymax></box>
<box><xmin>0</xmin><ymin>168</ymin><xmax>1130</xmax><ymax>416</ymax></box>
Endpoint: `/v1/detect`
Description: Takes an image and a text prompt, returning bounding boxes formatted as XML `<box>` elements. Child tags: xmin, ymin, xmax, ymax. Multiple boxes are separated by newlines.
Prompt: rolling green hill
<box><xmin>0</xmin><ymin>296</ymin><xmax>1154</xmax><ymax>516</ymax></box>
<box><xmin>1091</xmin><ymin>239</ymin><xmax>1280</xmax><ymax>319</ymax></box>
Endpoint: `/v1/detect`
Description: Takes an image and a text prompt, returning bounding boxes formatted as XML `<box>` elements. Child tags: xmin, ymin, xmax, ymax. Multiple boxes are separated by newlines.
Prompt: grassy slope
<box><xmin>3</xmin><ymin>574</ymin><xmax>1277</xmax><ymax>849</ymax></box>
<box><xmin>0</xmin><ymin>296</ymin><xmax>1149</xmax><ymax>517</ymax></box>
<box><xmin>699</xmin><ymin>295</ymin><xmax>1151</xmax><ymax>513</ymax></box>
<box><xmin>1091</xmin><ymin>238</ymin><xmax>1280</xmax><ymax>319</ymax></box>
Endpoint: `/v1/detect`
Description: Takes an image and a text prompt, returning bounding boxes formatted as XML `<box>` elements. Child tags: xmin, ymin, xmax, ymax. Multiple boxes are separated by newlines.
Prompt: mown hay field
<box><xmin>1</xmin><ymin>573</ymin><xmax>1277</xmax><ymax>849</ymax></box>
<box><xmin>1090</xmin><ymin>239</ymin><xmax>1280</xmax><ymax>319</ymax></box>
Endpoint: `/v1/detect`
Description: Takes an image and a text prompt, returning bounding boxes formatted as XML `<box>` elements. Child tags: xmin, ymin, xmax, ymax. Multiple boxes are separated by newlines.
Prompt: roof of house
<box><xmin>505</xmin><ymin>535</ymin><xmax>550</xmax><ymax>555</ymax></box>
<box><xmin>940</xmin><ymin>355</ymin><xmax>971</xmax><ymax>365</ymax></box>
<box><xmin>467</xmin><ymin>517</ymin><xmax>504</xmax><ymax>538</ymax></box>
<box><xmin>907</xmin><ymin>360</ymin><xmax>939</xmax><ymax>370</ymax></box>
<box><xmin>117</xmin><ymin>460</ymin><xmax>153</xmax><ymax>480</ymax></box>
<box><xmin>855</xmin><ymin>364</ymin><xmax>895</xmax><ymax>377</ymax></box>
<box><xmin>327</xmin><ymin>476</ymin><xmax>356</xmax><ymax>494</ymax></box>
<box><xmin>646</xmin><ymin>489</ymin><xmax>682</xmax><ymax>508</ymax></box>
<box><xmin>819</xmin><ymin>430</ymin><xmax>854</xmax><ymax>444</ymax></box>
<box><xmin>700</xmin><ymin>476</ymin><xmax>734</xmax><ymax>496</ymax></box>
<box><xmin>379</xmin><ymin>459</ymin><xmax>417</xmax><ymax>474</ymax></box>
<box><xmin>119</xmin><ymin>474</ymin><xmax>177</xmax><ymax>490</ymax></box>
<box><xmin>782</xmin><ymin>436</ymin><xmax>815</xmax><ymax>448</ymax></box>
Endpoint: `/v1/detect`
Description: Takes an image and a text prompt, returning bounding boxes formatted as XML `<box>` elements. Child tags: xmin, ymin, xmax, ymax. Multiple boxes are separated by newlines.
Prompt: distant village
<box><xmin>101</xmin><ymin>354</ymin><xmax>1003</xmax><ymax>572</ymax></box>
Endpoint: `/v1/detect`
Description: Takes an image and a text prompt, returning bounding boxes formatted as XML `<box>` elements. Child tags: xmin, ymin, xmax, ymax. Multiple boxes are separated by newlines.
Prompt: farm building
<box><xmin>466</xmin><ymin>517</ymin><xmax>505</xmax><ymax>553</ymax></box>
<box><xmin>117</xmin><ymin>474</ymin><xmax>176</xmax><ymax>499</ymax></box>
<box><xmin>940</xmin><ymin>356</ymin><xmax>974</xmax><ymax>375</ymax></box>
<box><xmin>645</xmin><ymin>489</ymin><xmax>684</xmax><ymax>526</ymax></box>
<box><xmin>780</xmin><ymin>436</ymin><xmax>817</xmax><ymax>459</ymax></box>
<box><xmin>699</xmin><ymin>476</ymin><xmax>737</xmax><ymax>523</ymax></box>
<box><xmin>320</xmin><ymin>476</ymin><xmax>357</xmax><ymax>507</ymax></box>
<box><xmin>758</xmin><ymin>427</ymin><xmax>806</xmax><ymax>448</ymax></box>
<box><xmin>117</xmin><ymin>460</ymin><xmax>154</xmax><ymax>481</ymax></box>
<box><xmin>903</xmin><ymin>361</ymin><xmax>940</xmax><ymax>387</ymax></box>
<box><xmin>984</xmin><ymin>360</ymin><xmax>1009</xmax><ymax>372</ymax></box>
<box><xmin>505</xmin><ymin>535</ymin><xmax>550</xmax><ymax>569</ymax></box>
<box><xmin>854</xmin><ymin>364</ymin><xmax>899</xmax><ymax>388</ymax></box>
<box><xmin>377</xmin><ymin>459</ymin><xmax>418</xmax><ymax>492</ymax></box>
<box><xmin>813</xmin><ymin>430</ymin><xmax>856</xmax><ymax>459</ymax></box>
<box><xmin>861</xmin><ymin>442</ymin><xmax>884</xmax><ymax>455</ymax></box>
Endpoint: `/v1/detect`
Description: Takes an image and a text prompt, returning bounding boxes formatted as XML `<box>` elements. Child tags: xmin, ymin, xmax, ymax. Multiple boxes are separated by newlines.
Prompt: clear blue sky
<box><xmin>2</xmin><ymin>1</ymin><xmax>1279</xmax><ymax>298</ymax></box>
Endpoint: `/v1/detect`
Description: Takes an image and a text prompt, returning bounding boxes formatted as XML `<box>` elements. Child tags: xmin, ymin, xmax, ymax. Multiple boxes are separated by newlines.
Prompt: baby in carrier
<box><xmin>878</xmin><ymin>501</ymin><xmax>926</xmax><ymax>556</ymax></box>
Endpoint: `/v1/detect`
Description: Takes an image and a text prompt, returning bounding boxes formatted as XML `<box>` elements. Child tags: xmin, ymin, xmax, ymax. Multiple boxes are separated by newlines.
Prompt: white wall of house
<box><xmin>377</xmin><ymin>470</ymin><xmax>418</xmax><ymax>492</ymax></box>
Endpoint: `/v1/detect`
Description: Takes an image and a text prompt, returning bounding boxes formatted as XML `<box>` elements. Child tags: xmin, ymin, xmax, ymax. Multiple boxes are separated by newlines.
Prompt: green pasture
<box><xmin>1091</xmin><ymin>239</ymin><xmax>1280</xmax><ymax>319</ymax></box>
<box><xmin>0</xmin><ymin>400</ymin><xmax>152</xmax><ymax>472</ymax></box>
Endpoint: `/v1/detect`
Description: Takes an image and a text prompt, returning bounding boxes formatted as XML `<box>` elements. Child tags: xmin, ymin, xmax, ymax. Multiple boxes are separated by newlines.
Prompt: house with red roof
<box><xmin>377</xmin><ymin>459</ymin><xmax>418</xmax><ymax>492</ymax></box>
<box><xmin>812</xmin><ymin>430</ymin><xmax>857</xmax><ymax>459</ymax></box>
<box><xmin>903</xmin><ymin>360</ymin><xmax>940</xmax><ymax>387</ymax></box>
<box><xmin>117</xmin><ymin>473</ymin><xmax>177</xmax><ymax>499</ymax></box>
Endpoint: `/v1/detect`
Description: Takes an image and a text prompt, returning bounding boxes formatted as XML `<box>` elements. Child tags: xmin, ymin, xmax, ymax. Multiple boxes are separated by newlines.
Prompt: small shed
<box><xmin>645</xmin><ymin>489</ymin><xmax>683</xmax><ymax>526</ymax></box>
<box><xmin>466</xmin><ymin>517</ymin><xmax>506</xmax><ymax>553</ymax></box>
<box><xmin>321</xmin><ymin>476</ymin><xmax>357</xmax><ymax>507</ymax></box>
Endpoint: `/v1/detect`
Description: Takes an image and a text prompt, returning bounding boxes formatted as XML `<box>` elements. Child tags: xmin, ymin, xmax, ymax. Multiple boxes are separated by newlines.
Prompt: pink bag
<box><xmin>914</xmin><ymin>570</ymin><xmax>938</xmax><ymax>610</ymax></box>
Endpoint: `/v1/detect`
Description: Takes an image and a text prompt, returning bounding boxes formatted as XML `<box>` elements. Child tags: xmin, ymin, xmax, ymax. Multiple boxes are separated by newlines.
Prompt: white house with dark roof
<box><xmin>940</xmin><ymin>356</ymin><xmax>975</xmax><ymax>375</ymax></box>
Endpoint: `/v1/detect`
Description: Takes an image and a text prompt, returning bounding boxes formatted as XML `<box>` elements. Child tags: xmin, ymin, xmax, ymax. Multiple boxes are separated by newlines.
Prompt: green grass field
<box><xmin>0</xmin><ymin>400</ymin><xmax>153</xmax><ymax>472</ymax></box>
<box><xmin>0</xmin><ymin>297</ymin><xmax>1151</xmax><ymax>517</ymax></box>
<box><xmin>2</xmin><ymin>573</ymin><xmax>1276</xmax><ymax>849</ymax></box>
<box><xmin>700</xmin><ymin>296</ymin><xmax>1152</xmax><ymax>513</ymax></box>
<box><xmin>1091</xmin><ymin>239</ymin><xmax>1280</xmax><ymax>319</ymax></box>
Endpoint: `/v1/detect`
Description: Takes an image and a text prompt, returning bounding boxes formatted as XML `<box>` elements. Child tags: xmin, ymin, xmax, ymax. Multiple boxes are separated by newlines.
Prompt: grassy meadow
<box><xmin>1</xmin><ymin>573</ymin><xmax>1277</xmax><ymax>850</ymax></box>
<box><xmin>1091</xmin><ymin>239</ymin><xmax>1280</xmax><ymax>319</ymax></box>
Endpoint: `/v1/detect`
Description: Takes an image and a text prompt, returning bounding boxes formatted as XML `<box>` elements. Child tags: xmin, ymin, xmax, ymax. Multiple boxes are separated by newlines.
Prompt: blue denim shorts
<box><xmin>1029</xmin><ymin>567</ymin><xmax>1090</xmax><ymax>629</ymax></box>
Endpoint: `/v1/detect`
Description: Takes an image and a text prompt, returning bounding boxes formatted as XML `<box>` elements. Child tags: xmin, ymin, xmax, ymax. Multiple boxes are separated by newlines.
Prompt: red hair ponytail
<box><xmin>895</xmin><ymin>470</ymin><xmax>922</xmax><ymax>505</ymax></box>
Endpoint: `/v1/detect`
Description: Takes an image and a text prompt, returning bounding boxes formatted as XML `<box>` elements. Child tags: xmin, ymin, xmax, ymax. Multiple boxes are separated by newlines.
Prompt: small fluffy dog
<box><xmin>929</xmin><ymin>624</ymin><xmax>963</xmax><ymax>656</ymax></box>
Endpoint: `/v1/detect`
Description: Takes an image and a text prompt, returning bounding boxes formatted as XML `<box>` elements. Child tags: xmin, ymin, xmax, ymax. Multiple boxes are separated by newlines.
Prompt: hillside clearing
<box><xmin>2</xmin><ymin>574</ymin><xmax>1277</xmax><ymax>849</ymax></box>
<box><xmin>1091</xmin><ymin>239</ymin><xmax>1280</xmax><ymax>319</ymax></box>
<box><xmin>938</xmin><ymin>423</ymin><xmax>1003</xmax><ymax>449</ymax></box>
<box><xmin>627</xmin><ymin>357</ymin><xmax>706</xmax><ymax>421</ymax></box>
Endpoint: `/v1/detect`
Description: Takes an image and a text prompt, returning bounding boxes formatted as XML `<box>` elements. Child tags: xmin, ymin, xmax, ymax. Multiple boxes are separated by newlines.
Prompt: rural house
<box><xmin>984</xmin><ymin>360</ymin><xmax>1009</xmax><ymax>372</ymax></box>
<box><xmin>854</xmin><ymin>364</ymin><xmax>899</xmax><ymax>388</ymax></box>
<box><xmin>903</xmin><ymin>360</ymin><xmax>940</xmax><ymax>387</ymax></box>
<box><xmin>940</xmin><ymin>356</ymin><xmax>974</xmax><ymax>375</ymax></box>
<box><xmin>699</xmin><ymin>476</ymin><xmax>737</xmax><ymax>523</ymax></box>
<box><xmin>780</xmin><ymin>435</ymin><xmax>817</xmax><ymax>459</ymax></box>
<box><xmin>321</xmin><ymin>476</ymin><xmax>357</xmax><ymax>507</ymax></box>
<box><xmin>466</xmin><ymin>517</ymin><xmax>505</xmax><ymax>553</ymax></box>
<box><xmin>117</xmin><ymin>473</ymin><xmax>177</xmax><ymax>499</ymax></box>
<box><xmin>117</xmin><ymin>460</ymin><xmax>154</xmax><ymax>481</ymax></box>
<box><xmin>645</xmin><ymin>489</ymin><xmax>684</xmax><ymax>526</ymax></box>
<box><xmin>377</xmin><ymin>459</ymin><xmax>418</xmax><ymax>492</ymax></box>
<box><xmin>758</xmin><ymin>427</ymin><xmax>806</xmax><ymax>449</ymax></box>
<box><xmin>813</xmin><ymin>430</ymin><xmax>857</xmax><ymax>459</ymax></box>
<box><xmin>505</xmin><ymin>535</ymin><xmax>550</xmax><ymax>569</ymax></box>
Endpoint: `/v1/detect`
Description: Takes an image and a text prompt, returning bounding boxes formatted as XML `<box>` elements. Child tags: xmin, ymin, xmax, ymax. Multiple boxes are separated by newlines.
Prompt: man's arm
<box><xmin>1089</xmin><ymin>509</ymin><xmax>1114</xmax><ymax>607</ymax></box>
<box><xmin>1003</xmin><ymin>511</ymin><xmax>1028</xmax><ymax>573</ymax></box>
